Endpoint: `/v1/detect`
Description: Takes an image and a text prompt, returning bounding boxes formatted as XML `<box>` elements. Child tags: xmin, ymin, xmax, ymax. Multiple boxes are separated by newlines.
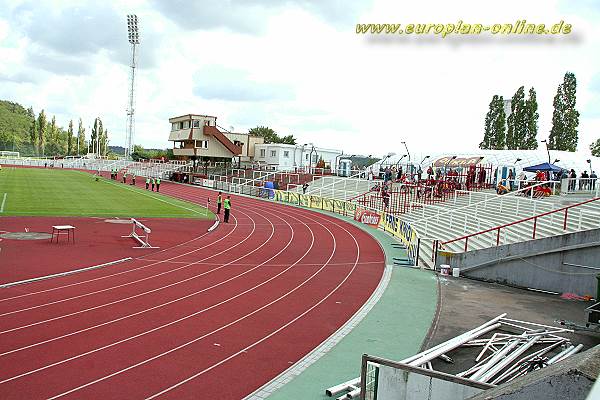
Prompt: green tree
<box><xmin>506</xmin><ymin>86</ymin><xmax>526</xmax><ymax>149</ymax></box>
<box><xmin>67</xmin><ymin>120</ymin><xmax>74</xmax><ymax>155</ymax></box>
<box><xmin>249</xmin><ymin>126</ymin><xmax>278</xmax><ymax>143</ymax></box>
<box><xmin>492</xmin><ymin>97</ymin><xmax>506</xmax><ymax>149</ymax></box>
<box><xmin>479</xmin><ymin>95</ymin><xmax>506</xmax><ymax>150</ymax></box>
<box><xmin>591</xmin><ymin>139</ymin><xmax>600</xmax><ymax>157</ymax></box>
<box><xmin>90</xmin><ymin>117</ymin><xmax>104</xmax><ymax>154</ymax></box>
<box><xmin>248</xmin><ymin>126</ymin><xmax>296</xmax><ymax>144</ymax></box>
<box><xmin>524</xmin><ymin>87</ymin><xmax>539</xmax><ymax>149</ymax></box>
<box><xmin>37</xmin><ymin>110</ymin><xmax>47</xmax><ymax>155</ymax></box>
<box><xmin>549</xmin><ymin>72</ymin><xmax>580</xmax><ymax>151</ymax></box>
<box><xmin>562</xmin><ymin>72</ymin><xmax>579</xmax><ymax>151</ymax></box>
<box><xmin>100</xmin><ymin>129</ymin><xmax>109</xmax><ymax>156</ymax></box>
<box><xmin>77</xmin><ymin>118</ymin><xmax>86</xmax><ymax>155</ymax></box>
<box><xmin>279</xmin><ymin>134</ymin><xmax>296</xmax><ymax>145</ymax></box>
<box><xmin>29</xmin><ymin>112</ymin><xmax>37</xmax><ymax>153</ymax></box>
<box><xmin>480</xmin><ymin>97</ymin><xmax>495</xmax><ymax>150</ymax></box>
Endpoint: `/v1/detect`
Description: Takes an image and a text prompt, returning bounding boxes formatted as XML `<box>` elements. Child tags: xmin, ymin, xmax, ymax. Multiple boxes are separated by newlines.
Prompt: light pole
<box><xmin>395</xmin><ymin>154</ymin><xmax>407</xmax><ymax>169</ymax></box>
<box><xmin>401</xmin><ymin>141</ymin><xmax>411</xmax><ymax>164</ymax></box>
<box><xmin>541</xmin><ymin>140</ymin><xmax>550</xmax><ymax>164</ymax></box>
<box><xmin>125</xmin><ymin>14</ymin><xmax>140</xmax><ymax>159</ymax></box>
<box><xmin>587</xmin><ymin>159</ymin><xmax>592</xmax><ymax>173</ymax></box>
<box><xmin>420</xmin><ymin>155</ymin><xmax>430</xmax><ymax>164</ymax></box>
<box><xmin>309</xmin><ymin>143</ymin><xmax>315</xmax><ymax>173</ymax></box>
<box><xmin>380</xmin><ymin>152</ymin><xmax>396</xmax><ymax>167</ymax></box>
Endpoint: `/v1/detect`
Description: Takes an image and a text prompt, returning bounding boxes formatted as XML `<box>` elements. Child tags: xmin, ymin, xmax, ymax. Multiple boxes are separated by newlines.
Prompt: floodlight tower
<box><xmin>125</xmin><ymin>14</ymin><xmax>140</xmax><ymax>159</ymax></box>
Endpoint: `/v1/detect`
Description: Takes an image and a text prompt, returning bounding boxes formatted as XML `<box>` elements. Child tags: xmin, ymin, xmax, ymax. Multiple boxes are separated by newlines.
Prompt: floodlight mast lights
<box><xmin>125</xmin><ymin>14</ymin><xmax>140</xmax><ymax>159</ymax></box>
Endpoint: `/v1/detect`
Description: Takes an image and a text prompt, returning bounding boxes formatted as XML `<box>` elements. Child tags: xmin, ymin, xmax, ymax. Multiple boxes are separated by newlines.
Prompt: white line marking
<box><xmin>47</xmin><ymin>208</ymin><xmax>351</xmax><ymax>400</ymax></box>
<box><xmin>43</xmin><ymin>209</ymin><xmax>322</xmax><ymax>399</ymax></box>
<box><xmin>0</xmin><ymin>205</ymin><xmax>297</xmax><ymax>356</ymax></box>
<box><xmin>0</xmin><ymin>193</ymin><xmax>6</xmax><ymax>212</ymax></box>
<box><xmin>0</xmin><ymin>258</ymin><xmax>132</xmax><ymax>289</ymax></box>
<box><xmin>0</xmin><ymin>212</ymin><xmax>251</xmax><ymax>322</ymax></box>
<box><xmin>0</xmin><ymin>180</ymin><xmax>375</xmax><ymax>398</ymax></box>
<box><xmin>0</xmin><ymin>202</ymin><xmax>307</xmax><ymax>385</ymax></box>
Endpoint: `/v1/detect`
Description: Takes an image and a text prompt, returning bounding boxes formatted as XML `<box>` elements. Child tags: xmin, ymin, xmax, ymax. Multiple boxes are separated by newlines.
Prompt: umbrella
<box><xmin>522</xmin><ymin>162</ymin><xmax>562</xmax><ymax>173</ymax></box>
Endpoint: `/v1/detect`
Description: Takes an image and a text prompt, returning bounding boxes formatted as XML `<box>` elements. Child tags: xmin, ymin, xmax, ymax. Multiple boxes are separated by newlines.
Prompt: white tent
<box><xmin>374</xmin><ymin>150</ymin><xmax>599</xmax><ymax>177</ymax></box>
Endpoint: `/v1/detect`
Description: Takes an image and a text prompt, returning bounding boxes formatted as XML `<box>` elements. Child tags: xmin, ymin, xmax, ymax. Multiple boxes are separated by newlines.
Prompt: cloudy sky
<box><xmin>1</xmin><ymin>0</ymin><xmax>599</xmax><ymax>157</ymax></box>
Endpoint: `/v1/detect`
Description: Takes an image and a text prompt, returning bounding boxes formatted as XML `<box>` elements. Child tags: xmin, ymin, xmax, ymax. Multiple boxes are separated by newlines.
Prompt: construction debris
<box><xmin>325</xmin><ymin>314</ymin><xmax>582</xmax><ymax>399</ymax></box>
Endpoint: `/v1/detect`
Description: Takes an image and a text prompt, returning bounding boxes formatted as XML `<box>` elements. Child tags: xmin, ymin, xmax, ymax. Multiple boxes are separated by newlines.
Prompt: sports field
<box><xmin>0</xmin><ymin>167</ymin><xmax>213</xmax><ymax>219</ymax></box>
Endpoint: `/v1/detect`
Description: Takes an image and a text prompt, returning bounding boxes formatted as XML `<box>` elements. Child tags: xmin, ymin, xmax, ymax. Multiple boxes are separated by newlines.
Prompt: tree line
<box><xmin>479</xmin><ymin>72</ymin><xmax>580</xmax><ymax>153</ymax></box>
<box><xmin>0</xmin><ymin>100</ymin><xmax>109</xmax><ymax>157</ymax></box>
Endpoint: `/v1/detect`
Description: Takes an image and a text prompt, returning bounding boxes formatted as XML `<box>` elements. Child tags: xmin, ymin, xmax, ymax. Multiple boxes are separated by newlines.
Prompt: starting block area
<box><xmin>122</xmin><ymin>218</ymin><xmax>159</xmax><ymax>249</ymax></box>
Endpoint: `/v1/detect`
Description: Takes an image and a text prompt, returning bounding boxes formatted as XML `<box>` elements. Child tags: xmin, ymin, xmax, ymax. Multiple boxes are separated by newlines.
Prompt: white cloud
<box><xmin>0</xmin><ymin>0</ymin><xmax>599</xmax><ymax>157</ymax></box>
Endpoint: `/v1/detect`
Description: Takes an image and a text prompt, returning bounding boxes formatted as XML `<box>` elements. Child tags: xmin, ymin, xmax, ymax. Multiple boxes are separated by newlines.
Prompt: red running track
<box><xmin>0</xmin><ymin>216</ymin><xmax>213</xmax><ymax>284</ymax></box>
<box><xmin>0</xmin><ymin>177</ymin><xmax>385</xmax><ymax>399</ymax></box>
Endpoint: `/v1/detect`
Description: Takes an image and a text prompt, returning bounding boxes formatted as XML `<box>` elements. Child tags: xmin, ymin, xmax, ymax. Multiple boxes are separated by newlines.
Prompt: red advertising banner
<box><xmin>354</xmin><ymin>208</ymin><xmax>381</xmax><ymax>227</ymax></box>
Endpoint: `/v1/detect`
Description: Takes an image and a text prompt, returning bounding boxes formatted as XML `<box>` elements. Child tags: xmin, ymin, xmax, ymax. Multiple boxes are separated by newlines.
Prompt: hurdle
<box><xmin>121</xmin><ymin>218</ymin><xmax>159</xmax><ymax>249</ymax></box>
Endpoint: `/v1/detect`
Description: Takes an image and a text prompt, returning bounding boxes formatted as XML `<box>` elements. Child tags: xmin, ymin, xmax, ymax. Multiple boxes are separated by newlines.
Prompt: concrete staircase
<box><xmin>402</xmin><ymin>191</ymin><xmax>600</xmax><ymax>269</ymax></box>
<box><xmin>291</xmin><ymin>175</ymin><xmax>374</xmax><ymax>200</ymax></box>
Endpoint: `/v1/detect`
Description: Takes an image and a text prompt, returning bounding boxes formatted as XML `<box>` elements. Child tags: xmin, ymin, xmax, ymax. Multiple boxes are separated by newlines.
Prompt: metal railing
<box><xmin>411</xmin><ymin>181</ymin><xmax>558</xmax><ymax>237</ymax></box>
<box><xmin>561</xmin><ymin>178</ymin><xmax>600</xmax><ymax>196</ymax></box>
<box><xmin>440</xmin><ymin>196</ymin><xmax>600</xmax><ymax>252</ymax></box>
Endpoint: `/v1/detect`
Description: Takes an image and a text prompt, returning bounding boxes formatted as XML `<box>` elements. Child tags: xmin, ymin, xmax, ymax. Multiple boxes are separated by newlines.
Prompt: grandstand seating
<box><xmin>404</xmin><ymin>191</ymin><xmax>600</xmax><ymax>269</ymax></box>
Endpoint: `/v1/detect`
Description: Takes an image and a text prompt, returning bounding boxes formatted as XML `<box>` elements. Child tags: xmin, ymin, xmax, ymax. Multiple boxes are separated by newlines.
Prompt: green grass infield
<box><xmin>0</xmin><ymin>167</ymin><xmax>214</xmax><ymax>219</ymax></box>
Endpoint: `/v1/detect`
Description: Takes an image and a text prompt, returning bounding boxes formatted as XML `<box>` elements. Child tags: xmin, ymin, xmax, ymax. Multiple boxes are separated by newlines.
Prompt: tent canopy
<box><xmin>522</xmin><ymin>162</ymin><xmax>562</xmax><ymax>173</ymax></box>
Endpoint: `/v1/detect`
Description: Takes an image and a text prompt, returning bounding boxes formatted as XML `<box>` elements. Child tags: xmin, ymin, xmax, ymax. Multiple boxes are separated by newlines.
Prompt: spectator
<box><xmin>569</xmin><ymin>169</ymin><xmax>577</xmax><ymax>191</ymax></box>
<box><xmin>496</xmin><ymin>182</ymin><xmax>509</xmax><ymax>195</ymax></box>
<box><xmin>535</xmin><ymin>170</ymin><xmax>545</xmax><ymax>182</ymax></box>
<box><xmin>426</xmin><ymin>165</ymin><xmax>433</xmax><ymax>179</ymax></box>
<box><xmin>580</xmin><ymin>171</ymin><xmax>589</xmax><ymax>190</ymax></box>
<box><xmin>302</xmin><ymin>183</ymin><xmax>309</xmax><ymax>194</ymax></box>
<box><xmin>382</xmin><ymin>187</ymin><xmax>390</xmax><ymax>209</ymax></box>
<box><xmin>508</xmin><ymin>169</ymin><xmax>515</xmax><ymax>191</ymax></box>
<box><xmin>517</xmin><ymin>171</ymin><xmax>527</xmax><ymax>190</ymax></box>
<box><xmin>591</xmin><ymin>171</ymin><xmax>597</xmax><ymax>190</ymax></box>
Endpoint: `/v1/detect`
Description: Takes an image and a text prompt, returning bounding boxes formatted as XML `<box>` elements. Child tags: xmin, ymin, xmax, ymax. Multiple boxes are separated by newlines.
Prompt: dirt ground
<box><xmin>425</xmin><ymin>275</ymin><xmax>600</xmax><ymax>375</ymax></box>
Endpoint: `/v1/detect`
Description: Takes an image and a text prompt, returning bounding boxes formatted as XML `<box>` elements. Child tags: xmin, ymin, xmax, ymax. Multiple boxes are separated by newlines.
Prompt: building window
<box><xmin>193</xmin><ymin>120</ymin><xmax>200</xmax><ymax>128</ymax></box>
<box><xmin>171</xmin><ymin>123</ymin><xmax>178</xmax><ymax>131</ymax></box>
<box><xmin>182</xmin><ymin>121</ymin><xmax>190</xmax><ymax>129</ymax></box>
<box><xmin>260</xmin><ymin>149</ymin><xmax>266</xmax><ymax>157</ymax></box>
<box><xmin>305</xmin><ymin>154</ymin><xmax>309</xmax><ymax>160</ymax></box>
<box><xmin>195</xmin><ymin>140</ymin><xmax>208</xmax><ymax>149</ymax></box>
<box><xmin>312</xmin><ymin>154</ymin><xmax>318</xmax><ymax>163</ymax></box>
<box><xmin>283</xmin><ymin>151</ymin><xmax>289</xmax><ymax>158</ymax></box>
<box><xmin>270</xmin><ymin>150</ymin><xmax>276</xmax><ymax>157</ymax></box>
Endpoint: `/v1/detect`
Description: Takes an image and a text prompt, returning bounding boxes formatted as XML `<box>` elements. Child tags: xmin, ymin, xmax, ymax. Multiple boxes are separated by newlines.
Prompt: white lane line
<box><xmin>146</xmin><ymin>225</ymin><xmax>360</xmax><ymax>400</ymax></box>
<box><xmin>0</xmin><ymin>211</ymin><xmax>252</xmax><ymax>327</ymax></box>
<box><xmin>0</xmin><ymin>226</ymin><xmax>217</xmax><ymax>304</ymax></box>
<box><xmin>0</xmin><ymin>193</ymin><xmax>6</xmax><ymax>213</ymax></box>
<box><xmin>0</xmin><ymin>185</ymin><xmax>250</xmax><ymax>305</ymax></box>
<box><xmin>0</xmin><ymin>210</ymin><xmax>244</xmax><ymax>313</ymax></box>
<box><xmin>0</xmin><ymin>258</ymin><xmax>132</xmax><ymax>289</ymax></box>
<box><xmin>0</xmin><ymin>207</ymin><xmax>288</xmax><ymax>356</ymax></box>
<box><xmin>0</xmin><ymin>202</ymin><xmax>311</xmax><ymax>386</ymax></box>
<box><xmin>47</xmin><ymin>206</ymin><xmax>342</xmax><ymax>399</ymax></box>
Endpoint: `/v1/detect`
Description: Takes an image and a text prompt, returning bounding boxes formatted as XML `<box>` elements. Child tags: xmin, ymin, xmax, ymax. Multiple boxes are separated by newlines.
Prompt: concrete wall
<box><xmin>437</xmin><ymin>229</ymin><xmax>600</xmax><ymax>296</ymax></box>
<box><xmin>377</xmin><ymin>365</ymin><xmax>484</xmax><ymax>400</ymax></box>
